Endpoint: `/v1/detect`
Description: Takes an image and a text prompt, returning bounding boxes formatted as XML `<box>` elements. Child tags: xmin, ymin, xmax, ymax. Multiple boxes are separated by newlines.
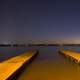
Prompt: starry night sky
<box><xmin>0</xmin><ymin>0</ymin><xmax>80</xmax><ymax>44</ymax></box>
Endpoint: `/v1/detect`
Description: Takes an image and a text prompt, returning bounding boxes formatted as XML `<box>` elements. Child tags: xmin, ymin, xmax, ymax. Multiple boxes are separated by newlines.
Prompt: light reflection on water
<box><xmin>17</xmin><ymin>46</ymin><xmax>80</xmax><ymax>80</ymax></box>
<box><xmin>0</xmin><ymin>46</ymin><xmax>80</xmax><ymax>80</ymax></box>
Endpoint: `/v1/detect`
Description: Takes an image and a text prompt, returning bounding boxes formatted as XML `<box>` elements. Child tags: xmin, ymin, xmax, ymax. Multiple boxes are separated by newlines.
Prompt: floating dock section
<box><xmin>0</xmin><ymin>50</ymin><xmax>38</xmax><ymax>80</ymax></box>
<box><xmin>59</xmin><ymin>49</ymin><xmax>80</xmax><ymax>64</ymax></box>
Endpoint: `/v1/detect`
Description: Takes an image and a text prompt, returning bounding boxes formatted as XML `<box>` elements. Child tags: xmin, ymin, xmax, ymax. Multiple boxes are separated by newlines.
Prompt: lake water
<box><xmin>0</xmin><ymin>46</ymin><xmax>32</xmax><ymax>62</ymax></box>
<box><xmin>0</xmin><ymin>46</ymin><xmax>80</xmax><ymax>80</ymax></box>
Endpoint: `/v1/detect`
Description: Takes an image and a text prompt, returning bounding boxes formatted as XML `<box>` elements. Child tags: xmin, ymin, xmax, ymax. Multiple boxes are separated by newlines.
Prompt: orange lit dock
<box><xmin>0</xmin><ymin>50</ymin><xmax>38</xmax><ymax>80</ymax></box>
<box><xmin>59</xmin><ymin>49</ymin><xmax>80</xmax><ymax>63</ymax></box>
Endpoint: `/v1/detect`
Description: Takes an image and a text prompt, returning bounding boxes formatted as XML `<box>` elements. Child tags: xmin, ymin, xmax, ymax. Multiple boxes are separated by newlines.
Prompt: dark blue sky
<box><xmin>0</xmin><ymin>0</ymin><xmax>80</xmax><ymax>44</ymax></box>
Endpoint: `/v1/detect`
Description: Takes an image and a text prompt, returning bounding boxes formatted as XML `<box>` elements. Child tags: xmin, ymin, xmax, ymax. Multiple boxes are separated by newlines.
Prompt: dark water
<box><xmin>0</xmin><ymin>46</ymin><xmax>80</xmax><ymax>80</ymax></box>
<box><xmin>0</xmin><ymin>46</ymin><xmax>32</xmax><ymax>62</ymax></box>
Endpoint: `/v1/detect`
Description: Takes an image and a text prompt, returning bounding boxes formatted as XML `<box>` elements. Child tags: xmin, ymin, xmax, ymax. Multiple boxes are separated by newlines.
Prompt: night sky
<box><xmin>0</xmin><ymin>0</ymin><xmax>80</xmax><ymax>44</ymax></box>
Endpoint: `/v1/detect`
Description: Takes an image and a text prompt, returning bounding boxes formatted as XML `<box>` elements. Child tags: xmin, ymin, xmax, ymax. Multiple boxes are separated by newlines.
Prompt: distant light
<box><xmin>2</xmin><ymin>41</ymin><xmax>10</xmax><ymax>44</ymax></box>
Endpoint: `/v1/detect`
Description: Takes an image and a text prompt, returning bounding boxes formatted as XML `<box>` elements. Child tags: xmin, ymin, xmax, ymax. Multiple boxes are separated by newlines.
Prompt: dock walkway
<box><xmin>59</xmin><ymin>49</ymin><xmax>80</xmax><ymax>63</ymax></box>
<box><xmin>0</xmin><ymin>50</ymin><xmax>38</xmax><ymax>80</ymax></box>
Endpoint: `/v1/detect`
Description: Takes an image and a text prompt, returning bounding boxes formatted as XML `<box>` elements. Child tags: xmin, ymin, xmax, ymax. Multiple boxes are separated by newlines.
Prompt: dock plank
<box><xmin>59</xmin><ymin>49</ymin><xmax>80</xmax><ymax>63</ymax></box>
<box><xmin>0</xmin><ymin>50</ymin><xmax>38</xmax><ymax>80</ymax></box>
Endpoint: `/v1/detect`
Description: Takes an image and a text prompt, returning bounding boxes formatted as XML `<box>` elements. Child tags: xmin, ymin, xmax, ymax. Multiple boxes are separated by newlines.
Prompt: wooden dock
<box><xmin>59</xmin><ymin>49</ymin><xmax>80</xmax><ymax>63</ymax></box>
<box><xmin>0</xmin><ymin>50</ymin><xmax>38</xmax><ymax>80</ymax></box>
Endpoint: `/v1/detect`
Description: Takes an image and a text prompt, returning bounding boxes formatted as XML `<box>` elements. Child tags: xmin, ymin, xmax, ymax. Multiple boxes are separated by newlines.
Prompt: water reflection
<box><xmin>17</xmin><ymin>46</ymin><xmax>80</xmax><ymax>80</ymax></box>
<box><xmin>0</xmin><ymin>46</ymin><xmax>80</xmax><ymax>80</ymax></box>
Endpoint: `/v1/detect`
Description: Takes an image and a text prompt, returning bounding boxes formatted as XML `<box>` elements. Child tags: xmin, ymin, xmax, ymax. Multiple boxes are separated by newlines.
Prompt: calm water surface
<box><xmin>0</xmin><ymin>46</ymin><xmax>80</xmax><ymax>80</ymax></box>
<box><xmin>17</xmin><ymin>46</ymin><xmax>80</xmax><ymax>80</ymax></box>
<box><xmin>0</xmin><ymin>46</ymin><xmax>31</xmax><ymax>61</ymax></box>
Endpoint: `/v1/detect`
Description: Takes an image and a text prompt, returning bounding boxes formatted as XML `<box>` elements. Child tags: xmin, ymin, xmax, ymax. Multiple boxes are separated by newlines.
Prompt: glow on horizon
<box><xmin>29</xmin><ymin>38</ymin><xmax>80</xmax><ymax>44</ymax></box>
